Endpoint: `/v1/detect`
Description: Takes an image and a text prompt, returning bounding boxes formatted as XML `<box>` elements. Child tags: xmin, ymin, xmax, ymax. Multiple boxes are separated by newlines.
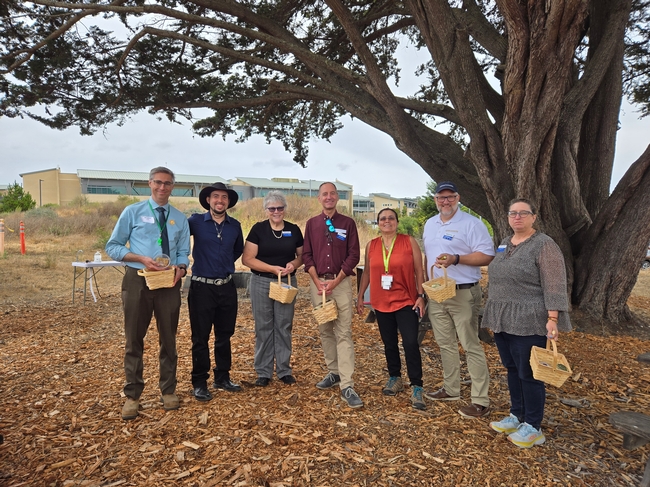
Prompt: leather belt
<box><xmin>318</xmin><ymin>273</ymin><xmax>337</xmax><ymax>280</ymax></box>
<box><xmin>456</xmin><ymin>282</ymin><xmax>478</xmax><ymax>290</ymax></box>
<box><xmin>191</xmin><ymin>275</ymin><xmax>232</xmax><ymax>286</ymax></box>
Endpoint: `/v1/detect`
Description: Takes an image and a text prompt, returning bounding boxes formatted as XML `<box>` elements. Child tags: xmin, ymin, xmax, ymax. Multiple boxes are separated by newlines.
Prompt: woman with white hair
<box><xmin>243</xmin><ymin>191</ymin><xmax>304</xmax><ymax>386</ymax></box>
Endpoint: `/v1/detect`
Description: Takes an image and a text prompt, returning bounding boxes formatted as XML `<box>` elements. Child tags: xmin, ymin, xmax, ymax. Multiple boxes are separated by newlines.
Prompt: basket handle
<box><xmin>546</xmin><ymin>339</ymin><xmax>559</xmax><ymax>369</ymax></box>
<box><xmin>277</xmin><ymin>271</ymin><xmax>292</xmax><ymax>287</ymax></box>
<box><xmin>322</xmin><ymin>288</ymin><xmax>327</xmax><ymax>306</ymax></box>
<box><xmin>429</xmin><ymin>265</ymin><xmax>448</xmax><ymax>285</ymax></box>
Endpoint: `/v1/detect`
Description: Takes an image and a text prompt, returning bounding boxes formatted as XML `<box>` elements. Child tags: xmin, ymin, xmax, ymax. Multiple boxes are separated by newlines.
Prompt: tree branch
<box><xmin>453</xmin><ymin>0</ymin><xmax>507</xmax><ymax>62</ymax></box>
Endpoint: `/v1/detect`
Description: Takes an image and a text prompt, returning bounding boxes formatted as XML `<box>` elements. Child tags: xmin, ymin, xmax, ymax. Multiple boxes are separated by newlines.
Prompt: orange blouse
<box><xmin>366</xmin><ymin>234</ymin><xmax>417</xmax><ymax>313</ymax></box>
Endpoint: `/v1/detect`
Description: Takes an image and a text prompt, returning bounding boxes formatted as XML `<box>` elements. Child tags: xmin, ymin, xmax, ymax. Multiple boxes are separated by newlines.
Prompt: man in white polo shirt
<box><xmin>422</xmin><ymin>181</ymin><xmax>495</xmax><ymax>418</ymax></box>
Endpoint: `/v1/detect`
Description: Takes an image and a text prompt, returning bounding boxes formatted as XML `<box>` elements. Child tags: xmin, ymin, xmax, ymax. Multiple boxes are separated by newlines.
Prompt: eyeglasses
<box><xmin>151</xmin><ymin>180</ymin><xmax>174</xmax><ymax>187</ymax></box>
<box><xmin>378</xmin><ymin>216</ymin><xmax>397</xmax><ymax>222</ymax></box>
<box><xmin>435</xmin><ymin>194</ymin><xmax>458</xmax><ymax>202</ymax></box>
<box><xmin>508</xmin><ymin>211</ymin><xmax>533</xmax><ymax>218</ymax></box>
<box><xmin>266</xmin><ymin>206</ymin><xmax>285</xmax><ymax>213</ymax></box>
<box><xmin>325</xmin><ymin>218</ymin><xmax>335</xmax><ymax>232</ymax></box>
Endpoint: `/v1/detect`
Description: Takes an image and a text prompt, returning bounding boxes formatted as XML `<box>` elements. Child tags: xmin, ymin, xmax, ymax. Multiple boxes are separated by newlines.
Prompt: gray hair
<box><xmin>263</xmin><ymin>190</ymin><xmax>287</xmax><ymax>210</ymax></box>
<box><xmin>149</xmin><ymin>166</ymin><xmax>176</xmax><ymax>183</ymax></box>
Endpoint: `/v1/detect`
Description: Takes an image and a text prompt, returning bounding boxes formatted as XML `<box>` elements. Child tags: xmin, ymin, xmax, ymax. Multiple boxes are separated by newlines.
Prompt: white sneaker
<box><xmin>490</xmin><ymin>414</ymin><xmax>520</xmax><ymax>434</ymax></box>
<box><xmin>508</xmin><ymin>422</ymin><xmax>546</xmax><ymax>448</ymax></box>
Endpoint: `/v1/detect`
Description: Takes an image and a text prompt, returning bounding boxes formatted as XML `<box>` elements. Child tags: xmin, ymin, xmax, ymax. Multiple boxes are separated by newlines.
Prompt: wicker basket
<box><xmin>312</xmin><ymin>289</ymin><xmax>338</xmax><ymax>325</ymax></box>
<box><xmin>269</xmin><ymin>272</ymin><xmax>299</xmax><ymax>304</ymax></box>
<box><xmin>530</xmin><ymin>339</ymin><xmax>572</xmax><ymax>387</ymax></box>
<box><xmin>137</xmin><ymin>267</ymin><xmax>175</xmax><ymax>290</ymax></box>
<box><xmin>422</xmin><ymin>265</ymin><xmax>456</xmax><ymax>303</ymax></box>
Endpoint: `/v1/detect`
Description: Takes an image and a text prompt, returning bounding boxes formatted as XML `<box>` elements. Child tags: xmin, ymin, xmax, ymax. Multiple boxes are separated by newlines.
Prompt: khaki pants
<box><xmin>309</xmin><ymin>277</ymin><xmax>355</xmax><ymax>389</ymax></box>
<box><xmin>427</xmin><ymin>286</ymin><xmax>489</xmax><ymax>406</ymax></box>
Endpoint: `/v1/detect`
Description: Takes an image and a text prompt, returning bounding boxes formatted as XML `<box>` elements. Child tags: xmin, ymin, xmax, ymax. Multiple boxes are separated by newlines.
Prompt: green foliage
<box><xmin>397</xmin><ymin>216</ymin><xmax>419</xmax><ymax>237</ymax></box>
<box><xmin>409</xmin><ymin>181</ymin><xmax>439</xmax><ymax>237</ymax></box>
<box><xmin>0</xmin><ymin>183</ymin><xmax>36</xmax><ymax>212</ymax></box>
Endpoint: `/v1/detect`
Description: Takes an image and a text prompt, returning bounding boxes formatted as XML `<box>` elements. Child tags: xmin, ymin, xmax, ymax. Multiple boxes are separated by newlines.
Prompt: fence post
<box><xmin>0</xmin><ymin>219</ymin><xmax>4</xmax><ymax>255</ymax></box>
<box><xmin>20</xmin><ymin>221</ymin><xmax>25</xmax><ymax>255</ymax></box>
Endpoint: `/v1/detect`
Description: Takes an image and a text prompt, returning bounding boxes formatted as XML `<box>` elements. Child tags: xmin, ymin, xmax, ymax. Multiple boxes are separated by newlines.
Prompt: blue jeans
<box><xmin>493</xmin><ymin>332</ymin><xmax>547</xmax><ymax>430</ymax></box>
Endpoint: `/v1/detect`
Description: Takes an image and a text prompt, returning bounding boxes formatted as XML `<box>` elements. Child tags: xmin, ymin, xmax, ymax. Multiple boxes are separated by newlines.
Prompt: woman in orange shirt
<box><xmin>357</xmin><ymin>208</ymin><xmax>427</xmax><ymax>410</ymax></box>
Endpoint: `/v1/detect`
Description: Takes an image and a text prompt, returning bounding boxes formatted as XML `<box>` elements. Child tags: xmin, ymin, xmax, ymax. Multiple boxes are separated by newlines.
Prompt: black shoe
<box><xmin>192</xmin><ymin>385</ymin><xmax>213</xmax><ymax>401</ymax></box>
<box><xmin>279</xmin><ymin>375</ymin><xmax>296</xmax><ymax>385</ymax></box>
<box><xmin>213</xmin><ymin>379</ymin><xmax>242</xmax><ymax>392</ymax></box>
<box><xmin>255</xmin><ymin>377</ymin><xmax>271</xmax><ymax>387</ymax></box>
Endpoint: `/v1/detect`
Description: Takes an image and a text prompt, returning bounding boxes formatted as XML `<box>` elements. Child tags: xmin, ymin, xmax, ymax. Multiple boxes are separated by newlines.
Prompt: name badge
<box><xmin>381</xmin><ymin>274</ymin><xmax>393</xmax><ymax>290</ymax></box>
<box><xmin>497</xmin><ymin>244</ymin><xmax>507</xmax><ymax>253</ymax></box>
<box><xmin>141</xmin><ymin>216</ymin><xmax>155</xmax><ymax>224</ymax></box>
<box><xmin>335</xmin><ymin>228</ymin><xmax>347</xmax><ymax>241</ymax></box>
<box><xmin>442</xmin><ymin>234</ymin><xmax>454</xmax><ymax>241</ymax></box>
<box><xmin>282</xmin><ymin>231</ymin><xmax>292</xmax><ymax>237</ymax></box>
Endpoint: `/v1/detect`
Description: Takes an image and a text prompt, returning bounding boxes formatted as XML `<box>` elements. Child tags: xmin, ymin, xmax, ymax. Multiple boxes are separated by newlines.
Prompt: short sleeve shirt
<box><xmin>246</xmin><ymin>220</ymin><xmax>304</xmax><ymax>276</ymax></box>
<box><xmin>422</xmin><ymin>210</ymin><xmax>495</xmax><ymax>283</ymax></box>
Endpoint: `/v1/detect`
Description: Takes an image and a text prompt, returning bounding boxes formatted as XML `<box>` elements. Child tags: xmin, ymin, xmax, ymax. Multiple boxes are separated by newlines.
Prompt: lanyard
<box><xmin>148</xmin><ymin>201</ymin><xmax>169</xmax><ymax>247</ymax></box>
<box><xmin>381</xmin><ymin>236</ymin><xmax>396</xmax><ymax>274</ymax></box>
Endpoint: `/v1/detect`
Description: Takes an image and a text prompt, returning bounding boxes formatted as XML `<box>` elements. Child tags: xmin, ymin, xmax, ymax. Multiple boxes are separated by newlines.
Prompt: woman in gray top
<box><xmin>482</xmin><ymin>198</ymin><xmax>571</xmax><ymax>449</ymax></box>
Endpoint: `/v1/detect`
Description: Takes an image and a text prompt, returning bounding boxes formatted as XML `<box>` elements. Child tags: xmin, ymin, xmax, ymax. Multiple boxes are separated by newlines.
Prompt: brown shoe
<box><xmin>161</xmin><ymin>393</ymin><xmax>180</xmax><ymax>411</ymax></box>
<box><xmin>424</xmin><ymin>387</ymin><xmax>460</xmax><ymax>401</ymax></box>
<box><xmin>459</xmin><ymin>403</ymin><xmax>491</xmax><ymax>418</ymax></box>
<box><xmin>122</xmin><ymin>398</ymin><xmax>139</xmax><ymax>420</ymax></box>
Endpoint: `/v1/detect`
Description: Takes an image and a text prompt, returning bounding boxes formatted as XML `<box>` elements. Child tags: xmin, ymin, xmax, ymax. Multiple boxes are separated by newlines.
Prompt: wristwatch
<box><xmin>418</xmin><ymin>293</ymin><xmax>427</xmax><ymax>299</ymax></box>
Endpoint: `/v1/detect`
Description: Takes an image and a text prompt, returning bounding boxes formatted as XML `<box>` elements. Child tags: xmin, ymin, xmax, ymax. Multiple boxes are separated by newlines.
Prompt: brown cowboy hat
<box><xmin>198</xmin><ymin>182</ymin><xmax>239</xmax><ymax>210</ymax></box>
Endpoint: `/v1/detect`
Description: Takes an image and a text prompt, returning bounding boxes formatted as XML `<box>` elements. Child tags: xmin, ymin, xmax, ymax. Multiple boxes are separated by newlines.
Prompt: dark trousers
<box><xmin>188</xmin><ymin>279</ymin><xmax>238</xmax><ymax>387</ymax></box>
<box><xmin>494</xmin><ymin>332</ymin><xmax>547</xmax><ymax>430</ymax></box>
<box><xmin>121</xmin><ymin>266</ymin><xmax>181</xmax><ymax>399</ymax></box>
<box><xmin>375</xmin><ymin>306</ymin><xmax>423</xmax><ymax>387</ymax></box>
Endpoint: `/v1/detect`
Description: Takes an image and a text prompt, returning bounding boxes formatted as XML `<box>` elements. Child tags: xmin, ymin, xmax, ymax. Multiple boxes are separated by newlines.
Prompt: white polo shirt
<box><xmin>422</xmin><ymin>209</ymin><xmax>495</xmax><ymax>284</ymax></box>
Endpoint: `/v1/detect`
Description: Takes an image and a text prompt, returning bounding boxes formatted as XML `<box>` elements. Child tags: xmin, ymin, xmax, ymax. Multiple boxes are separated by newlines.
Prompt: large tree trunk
<box><xmin>574</xmin><ymin>145</ymin><xmax>650</xmax><ymax>321</ymax></box>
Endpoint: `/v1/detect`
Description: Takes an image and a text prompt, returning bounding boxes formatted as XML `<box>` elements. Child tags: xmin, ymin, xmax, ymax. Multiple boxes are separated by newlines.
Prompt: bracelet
<box><xmin>547</xmin><ymin>316</ymin><xmax>558</xmax><ymax>323</ymax></box>
<box><xmin>454</xmin><ymin>254</ymin><xmax>460</xmax><ymax>265</ymax></box>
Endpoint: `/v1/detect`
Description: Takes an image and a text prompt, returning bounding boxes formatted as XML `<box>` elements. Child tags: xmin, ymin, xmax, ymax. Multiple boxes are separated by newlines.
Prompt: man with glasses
<box><xmin>303</xmin><ymin>182</ymin><xmax>362</xmax><ymax>408</ymax></box>
<box><xmin>187</xmin><ymin>182</ymin><xmax>245</xmax><ymax>402</ymax></box>
<box><xmin>106</xmin><ymin>167</ymin><xmax>190</xmax><ymax>420</ymax></box>
<box><xmin>422</xmin><ymin>181</ymin><xmax>495</xmax><ymax>418</ymax></box>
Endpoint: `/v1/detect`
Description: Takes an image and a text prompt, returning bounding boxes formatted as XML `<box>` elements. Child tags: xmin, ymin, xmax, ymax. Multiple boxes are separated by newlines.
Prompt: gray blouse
<box><xmin>482</xmin><ymin>232</ymin><xmax>571</xmax><ymax>336</ymax></box>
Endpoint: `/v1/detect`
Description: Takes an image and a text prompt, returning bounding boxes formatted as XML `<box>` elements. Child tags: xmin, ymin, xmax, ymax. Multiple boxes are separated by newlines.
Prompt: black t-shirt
<box><xmin>246</xmin><ymin>220</ymin><xmax>304</xmax><ymax>275</ymax></box>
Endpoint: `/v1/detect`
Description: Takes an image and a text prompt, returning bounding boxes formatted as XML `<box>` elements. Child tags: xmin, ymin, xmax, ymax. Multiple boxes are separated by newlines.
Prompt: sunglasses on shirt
<box><xmin>325</xmin><ymin>218</ymin><xmax>335</xmax><ymax>232</ymax></box>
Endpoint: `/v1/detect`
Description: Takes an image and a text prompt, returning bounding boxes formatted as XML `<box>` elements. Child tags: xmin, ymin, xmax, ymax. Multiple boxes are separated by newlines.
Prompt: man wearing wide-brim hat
<box><xmin>187</xmin><ymin>182</ymin><xmax>244</xmax><ymax>401</ymax></box>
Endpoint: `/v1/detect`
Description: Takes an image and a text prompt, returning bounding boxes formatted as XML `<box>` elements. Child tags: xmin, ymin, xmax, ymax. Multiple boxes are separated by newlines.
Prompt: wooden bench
<box><xmin>609</xmin><ymin>411</ymin><xmax>650</xmax><ymax>486</ymax></box>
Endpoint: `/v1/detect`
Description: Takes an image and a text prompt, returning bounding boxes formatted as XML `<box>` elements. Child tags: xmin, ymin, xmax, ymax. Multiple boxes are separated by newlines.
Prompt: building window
<box><xmin>87</xmin><ymin>185</ymin><xmax>127</xmax><ymax>194</ymax></box>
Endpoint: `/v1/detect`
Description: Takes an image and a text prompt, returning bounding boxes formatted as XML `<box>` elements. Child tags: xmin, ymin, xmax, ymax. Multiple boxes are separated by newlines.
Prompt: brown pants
<box><xmin>122</xmin><ymin>267</ymin><xmax>181</xmax><ymax>399</ymax></box>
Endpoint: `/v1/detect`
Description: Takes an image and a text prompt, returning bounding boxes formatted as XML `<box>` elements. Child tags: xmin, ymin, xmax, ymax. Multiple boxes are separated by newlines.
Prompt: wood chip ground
<box><xmin>2</xmin><ymin>271</ymin><xmax>650</xmax><ymax>486</ymax></box>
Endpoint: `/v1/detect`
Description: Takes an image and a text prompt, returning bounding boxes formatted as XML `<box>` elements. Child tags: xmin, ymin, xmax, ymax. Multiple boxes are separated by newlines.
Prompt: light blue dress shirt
<box><xmin>106</xmin><ymin>198</ymin><xmax>190</xmax><ymax>269</ymax></box>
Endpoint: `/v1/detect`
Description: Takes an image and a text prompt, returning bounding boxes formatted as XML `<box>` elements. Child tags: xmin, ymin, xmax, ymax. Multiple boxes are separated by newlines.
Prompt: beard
<box><xmin>210</xmin><ymin>206</ymin><xmax>226</xmax><ymax>217</ymax></box>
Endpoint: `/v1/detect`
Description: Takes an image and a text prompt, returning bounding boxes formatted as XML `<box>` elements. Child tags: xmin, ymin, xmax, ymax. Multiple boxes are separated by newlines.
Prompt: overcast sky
<box><xmin>2</xmin><ymin>99</ymin><xmax>648</xmax><ymax>199</ymax></box>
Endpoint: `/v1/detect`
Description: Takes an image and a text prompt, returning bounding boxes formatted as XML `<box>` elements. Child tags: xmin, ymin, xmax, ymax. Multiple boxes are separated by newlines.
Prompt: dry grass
<box><xmin>1</xmin><ymin>196</ymin><xmax>381</xmax><ymax>264</ymax></box>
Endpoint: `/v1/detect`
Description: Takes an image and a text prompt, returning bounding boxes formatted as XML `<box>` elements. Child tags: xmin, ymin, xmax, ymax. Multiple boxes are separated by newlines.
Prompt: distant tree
<box><xmin>0</xmin><ymin>183</ymin><xmax>36</xmax><ymax>213</ymax></box>
<box><xmin>397</xmin><ymin>215</ymin><xmax>419</xmax><ymax>237</ymax></box>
